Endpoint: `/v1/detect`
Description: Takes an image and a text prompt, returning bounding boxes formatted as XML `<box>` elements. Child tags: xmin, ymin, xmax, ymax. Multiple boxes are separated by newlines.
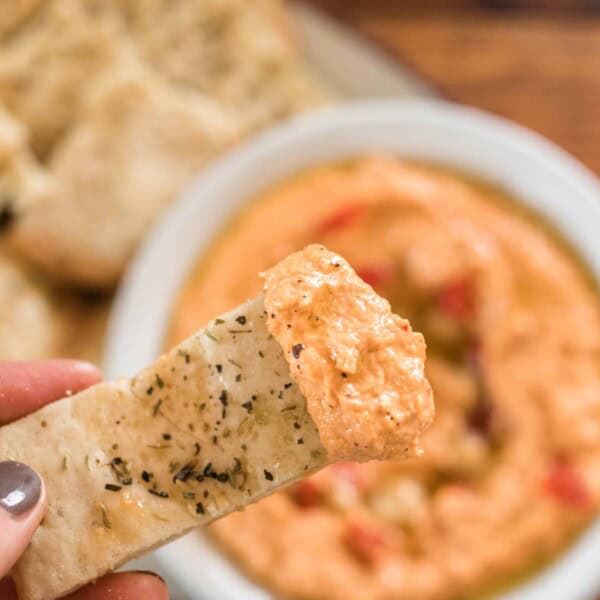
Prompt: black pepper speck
<box><xmin>219</xmin><ymin>390</ymin><xmax>228</xmax><ymax>406</ymax></box>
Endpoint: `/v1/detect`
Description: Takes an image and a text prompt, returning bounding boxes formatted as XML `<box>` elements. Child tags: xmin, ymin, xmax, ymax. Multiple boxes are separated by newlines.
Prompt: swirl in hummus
<box><xmin>170</xmin><ymin>156</ymin><xmax>600</xmax><ymax>600</ymax></box>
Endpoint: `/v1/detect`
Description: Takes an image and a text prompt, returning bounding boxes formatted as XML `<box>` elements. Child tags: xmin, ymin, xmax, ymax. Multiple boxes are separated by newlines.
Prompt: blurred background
<box><xmin>309</xmin><ymin>0</ymin><xmax>600</xmax><ymax>174</ymax></box>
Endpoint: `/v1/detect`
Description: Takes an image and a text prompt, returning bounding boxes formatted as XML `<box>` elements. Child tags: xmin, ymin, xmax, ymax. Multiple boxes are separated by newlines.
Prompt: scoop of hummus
<box><xmin>262</xmin><ymin>244</ymin><xmax>434</xmax><ymax>463</ymax></box>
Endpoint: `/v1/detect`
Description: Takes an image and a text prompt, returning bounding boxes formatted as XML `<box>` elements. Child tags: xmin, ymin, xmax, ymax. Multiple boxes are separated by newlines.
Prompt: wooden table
<box><xmin>307</xmin><ymin>0</ymin><xmax>600</xmax><ymax>176</ymax></box>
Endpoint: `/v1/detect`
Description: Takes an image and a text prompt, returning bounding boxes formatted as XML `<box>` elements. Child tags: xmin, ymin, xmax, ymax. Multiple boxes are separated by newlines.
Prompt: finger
<box><xmin>63</xmin><ymin>572</ymin><xmax>169</xmax><ymax>600</ymax></box>
<box><xmin>0</xmin><ymin>462</ymin><xmax>45</xmax><ymax>578</ymax></box>
<box><xmin>0</xmin><ymin>360</ymin><xmax>102</xmax><ymax>424</ymax></box>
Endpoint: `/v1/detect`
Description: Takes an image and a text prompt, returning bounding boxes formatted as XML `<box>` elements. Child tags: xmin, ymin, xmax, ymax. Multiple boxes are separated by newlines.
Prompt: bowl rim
<box><xmin>105</xmin><ymin>98</ymin><xmax>600</xmax><ymax>600</ymax></box>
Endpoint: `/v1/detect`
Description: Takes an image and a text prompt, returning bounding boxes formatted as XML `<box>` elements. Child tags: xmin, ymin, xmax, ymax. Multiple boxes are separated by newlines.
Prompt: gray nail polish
<box><xmin>133</xmin><ymin>570</ymin><xmax>166</xmax><ymax>583</ymax></box>
<box><xmin>0</xmin><ymin>461</ymin><xmax>42</xmax><ymax>516</ymax></box>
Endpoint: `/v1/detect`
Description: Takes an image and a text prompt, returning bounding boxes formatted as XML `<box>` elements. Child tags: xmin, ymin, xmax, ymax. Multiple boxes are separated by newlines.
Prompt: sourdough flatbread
<box><xmin>0</xmin><ymin>102</ymin><xmax>27</xmax><ymax>163</ymax></box>
<box><xmin>0</xmin><ymin>103</ymin><xmax>57</xmax><ymax>234</ymax></box>
<box><xmin>0</xmin><ymin>0</ymin><xmax>43</xmax><ymax>38</ymax></box>
<box><xmin>0</xmin><ymin>0</ymin><xmax>128</xmax><ymax>157</ymax></box>
<box><xmin>10</xmin><ymin>58</ymin><xmax>241</xmax><ymax>288</ymax></box>
<box><xmin>0</xmin><ymin>244</ymin><xmax>111</xmax><ymax>362</ymax></box>
<box><xmin>0</xmin><ymin>0</ymin><xmax>330</xmax><ymax>158</ymax></box>
<box><xmin>116</xmin><ymin>0</ymin><xmax>332</xmax><ymax>134</ymax></box>
<box><xmin>0</xmin><ymin>249</ymin><xmax>110</xmax><ymax>362</ymax></box>
<box><xmin>0</xmin><ymin>102</ymin><xmax>61</xmax><ymax>358</ymax></box>
<box><xmin>0</xmin><ymin>253</ymin><xmax>64</xmax><ymax>360</ymax></box>
<box><xmin>3</xmin><ymin>0</ymin><xmax>331</xmax><ymax>288</ymax></box>
<box><xmin>4</xmin><ymin>295</ymin><xmax>328</xmax><ymax>600</ymax></box>
<box><xmin>0</xmin><ymin>104</ymin><xmax>109</xmax><ymax>360</ymax></box>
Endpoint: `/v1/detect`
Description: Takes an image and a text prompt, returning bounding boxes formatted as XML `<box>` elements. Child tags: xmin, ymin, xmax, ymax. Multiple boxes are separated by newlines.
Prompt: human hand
<box><xmin>0</xmin><ymin>360</ymin><xmax>169</xmax><ymax>600</ymax></box>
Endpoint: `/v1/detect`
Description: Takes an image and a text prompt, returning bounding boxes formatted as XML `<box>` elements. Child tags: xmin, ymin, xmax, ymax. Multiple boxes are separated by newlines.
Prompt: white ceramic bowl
<box><xmin>105</xmin><ymin>99</ymin><xmax>600</xmax><ymax>600</ymax></box>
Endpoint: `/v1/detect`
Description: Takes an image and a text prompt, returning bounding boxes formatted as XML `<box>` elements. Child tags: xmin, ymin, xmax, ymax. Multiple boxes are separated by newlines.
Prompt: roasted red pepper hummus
<box><xmin>169</xmin><ymin>156</ymin><xmax>600</xmax><ymax>600</ymax></box>
<box><xmin>263</xmin><ymin>244</ymin><xmax>433</xmax><ymax>464</ymax></box>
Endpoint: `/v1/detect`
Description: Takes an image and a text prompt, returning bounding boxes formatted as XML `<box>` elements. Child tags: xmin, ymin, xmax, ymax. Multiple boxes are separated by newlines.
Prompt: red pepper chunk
<box><xmin>343</xmin><ymin>521</ymin><xmax>388</xmax><ymax>565</ymax></box>
<box><xmin>543</xmin><ymin>460</ymin><xmax>590</xmax><ymax>509</ymax></box>
<box><xmin>438</xmin><ymin>277</ymin><xmax>475</xmax><ymax>320</ymax></box>
<box><xmin>355</xmin><ymin>263</ymin><xmax>394</xmax><ymax>289</ymax></box>
<box><xmin>292</xmin><ymin>479</ymin><xmax>323</xmax><ymax>509</ymax></box>
<box><xmin>315</xmin><ymin>203</ymin><xmax>366</xmax><ymax>235</ymax></box>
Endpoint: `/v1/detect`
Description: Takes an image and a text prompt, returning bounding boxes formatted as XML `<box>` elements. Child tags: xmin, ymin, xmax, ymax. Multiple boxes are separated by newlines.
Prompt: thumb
<box><xmin>0</xmin><ymin>462</ymin><xmax>45</xmax><ymax>578</ymax></box>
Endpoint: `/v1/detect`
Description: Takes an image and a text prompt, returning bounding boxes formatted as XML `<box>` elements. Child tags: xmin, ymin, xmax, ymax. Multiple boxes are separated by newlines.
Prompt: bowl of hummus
<box><xmin>105</xmin><ymin>99</ymin><xmax>600</xmax><ymax>600</ymax></box>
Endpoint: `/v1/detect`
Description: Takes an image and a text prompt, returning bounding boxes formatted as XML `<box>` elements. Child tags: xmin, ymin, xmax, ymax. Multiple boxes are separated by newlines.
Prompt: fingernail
<box><xmin>134</xmin><ymin>570</ymin><xmax>165</xmax><ymax>583</ymax></box>
<box><xmin>0</xmin><ymin>461</ymin><xmax>42</xmax><ymax>517</ymax></box>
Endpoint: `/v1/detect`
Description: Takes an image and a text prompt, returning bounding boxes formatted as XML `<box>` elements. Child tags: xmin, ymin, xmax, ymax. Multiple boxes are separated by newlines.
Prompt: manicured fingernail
<box><xmin>0</xmin><ymin>462</ymin><xmax>42</xmax><ymax>517</ymax></box>
<box><xmin>134</xmin><ymin>570</ymin><xmax>165</xmax><ymax>583</ymax></box>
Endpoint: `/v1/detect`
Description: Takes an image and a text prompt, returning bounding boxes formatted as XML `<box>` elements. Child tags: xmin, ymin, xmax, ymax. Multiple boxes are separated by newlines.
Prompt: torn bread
<box><xmin>2</xmin><ymin>247</ymin><xmax>433</xmax><ymax>600</ymax></box>
<box><xmin>0</xmin><ymin>103</ymin><xmax>64</xmax><ymax>358</ymax></box>
<box><xmin>3</xmin><ymin>0</ymin><xmax>330</xmax><ymax>289</ymax></box>
<box><xmin>0</xmin><ymin>105</ymin><xmax>109</xmax><ymax>361</ymax></box>
<box><xmin>0</xmin><ymin>102</ymin><xmax>56</xmax><ymax>229</ymax></box>
<box><xmin>0</xmin><ymin>0</ymin><xmax>43</xmax><ymax>39</ymax></box>
<box><xmin>116</xmin><ymin>0</ymin><xmax>332</xmax><ymax>134</ymax></box>
<box><xmin>0</xmin><ymin>245</ymin><xmax>110</xmax><ymax>362</ymax></box>
<box><xmin>0</xmin><ymin>253</ymin><xmax>64</xmax><ymax>360</ymax></box>
<box><xmin>0</xmin><ymin>0</ymin><xmax>128</xmax><ymax>157</ymax></box>
<box><xmin>10</xmin><ymin>58</ymin><xmax>241</xmax><ymax>288</ymax></box>
<box><xmin>0</xmin><ymin>0</ymin><xmax>330</xmax><ymax>159</ymax></box>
